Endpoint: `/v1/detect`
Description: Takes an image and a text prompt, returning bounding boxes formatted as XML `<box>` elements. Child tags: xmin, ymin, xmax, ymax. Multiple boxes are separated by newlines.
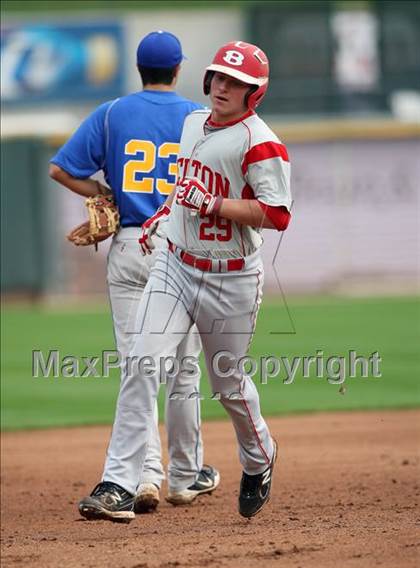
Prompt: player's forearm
<box><xmin>49</xmin><ymin>164</ymin><xmax>110</xmax><ymax>198</ymax></box>
<box><xmin>165</xmin><ymin>187</ymin><xmax>177</xmax><ymax>209</ymax></box>
<box><xmin>218</xmin><ymin>199</ymin><xmax>276</xmax><ymax>229</ymax></box>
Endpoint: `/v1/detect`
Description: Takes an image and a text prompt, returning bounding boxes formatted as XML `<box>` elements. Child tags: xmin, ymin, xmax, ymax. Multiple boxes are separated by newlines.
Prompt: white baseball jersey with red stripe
<box><xmin>166</xmin><ymin>109</ymin><xmax>291</xmax><ymax>258</ymax></box>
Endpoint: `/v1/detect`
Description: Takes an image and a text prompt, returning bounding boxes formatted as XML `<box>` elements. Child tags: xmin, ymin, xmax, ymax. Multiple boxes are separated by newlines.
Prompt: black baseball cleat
<box><xmin>79</xmin><ymin>481</ymin><xmax>135</xmax><ymax>523</ymax></box>
<box><xmin>166</xmin><ymin>465</ymin><xmax>221</xmax><ymax>505</ymax></box>
<box><xmin>238</xmin><ymin>440</ymin><xmax>278</xmax><ymax>518</ymax></box>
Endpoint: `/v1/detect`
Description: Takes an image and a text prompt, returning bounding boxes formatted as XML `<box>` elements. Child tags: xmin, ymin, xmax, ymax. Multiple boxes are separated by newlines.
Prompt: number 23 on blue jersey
<box><xmin>122</xmin><ymin>139</ymin><xmax>179</xmax><ymax>196</ymax></box>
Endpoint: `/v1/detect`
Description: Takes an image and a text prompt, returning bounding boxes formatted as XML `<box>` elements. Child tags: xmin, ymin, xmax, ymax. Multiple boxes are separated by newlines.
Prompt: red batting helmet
<box><xmin>203</xmin><ymin>41</ymin><xmax>269</xmax><ymax>110</ymax></box>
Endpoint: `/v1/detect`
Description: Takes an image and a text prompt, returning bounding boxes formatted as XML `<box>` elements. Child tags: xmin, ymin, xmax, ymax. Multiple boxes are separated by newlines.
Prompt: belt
<box><xmin>168</xmin><ymin>240</ymin><xmax>245</xmax><ymax>273</ymax></box>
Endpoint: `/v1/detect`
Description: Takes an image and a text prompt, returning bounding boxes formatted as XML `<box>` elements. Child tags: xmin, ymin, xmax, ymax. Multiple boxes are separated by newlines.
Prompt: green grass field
<box><xmin>1</xmin><ymin>296</ymin><xmax>419</xmax><ymax>431</ymax></box>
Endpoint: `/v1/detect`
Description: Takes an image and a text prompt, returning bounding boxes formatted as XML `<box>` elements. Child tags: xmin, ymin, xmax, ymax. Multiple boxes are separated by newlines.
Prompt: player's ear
<box><xmin>137</xmin><ymin>64</ymin><xmax>144</xmax><ymax>85</ymax></box>
<box><xmin>172</xmin><ymin>64</ymin><xmax>181</xmax><ymax>86</ymax></box>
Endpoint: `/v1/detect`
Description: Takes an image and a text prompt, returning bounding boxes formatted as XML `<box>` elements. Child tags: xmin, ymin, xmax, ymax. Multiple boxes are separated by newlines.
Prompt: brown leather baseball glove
<box><xmin>67</xmin><ymin>194</ymin><xmax>120</xmax><ymax>248</ymax></box>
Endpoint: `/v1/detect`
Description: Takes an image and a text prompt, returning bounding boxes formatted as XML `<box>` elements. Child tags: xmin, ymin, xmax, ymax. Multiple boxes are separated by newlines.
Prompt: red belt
<box><xmin>168</xmin><ymin>240</ymin><xmax>244</xmax><ymax>273</ymax></box>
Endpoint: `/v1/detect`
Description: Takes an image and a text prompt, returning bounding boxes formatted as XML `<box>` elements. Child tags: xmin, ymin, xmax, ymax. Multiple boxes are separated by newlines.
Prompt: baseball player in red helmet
<box><xmin>82</xmin><ymin>40</ymin><xmax>292</xmax><ymax>520</ymax></box>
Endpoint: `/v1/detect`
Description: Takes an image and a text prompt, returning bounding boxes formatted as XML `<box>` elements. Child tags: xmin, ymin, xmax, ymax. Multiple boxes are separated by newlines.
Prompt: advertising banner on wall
<box><xmin>1</xmin><ymin>22</ymin><xmax>125</xmax><ymax>105</ymax></box>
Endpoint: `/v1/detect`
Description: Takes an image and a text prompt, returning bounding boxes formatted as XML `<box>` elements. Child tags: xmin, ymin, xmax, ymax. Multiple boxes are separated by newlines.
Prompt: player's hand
<box><xmin>138</xmin><ymin>204</ymin><xmax>171</xmax><ymax>255</ymax></box>
<box><xmin>176</xmin><ymin>177</ymin><xmax>223</xmax><ymax>217</ymax></box>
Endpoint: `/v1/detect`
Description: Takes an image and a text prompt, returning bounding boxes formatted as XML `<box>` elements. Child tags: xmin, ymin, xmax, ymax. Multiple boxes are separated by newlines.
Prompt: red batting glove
<box><xmin>176</xmin><ymin>177</ymin><xmax>223</xmax><ymax>217</ymax></box>
<box><xmin>138</xmin><ymin>204</ymin><xmax>171</xmax><ymax>255</ymax></box>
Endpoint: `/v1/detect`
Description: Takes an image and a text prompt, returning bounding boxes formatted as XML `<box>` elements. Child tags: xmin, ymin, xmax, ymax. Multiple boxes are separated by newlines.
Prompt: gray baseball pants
<box><xmin>103</xmin><ymin>244</ymin><xmax>274</xmax><ymax>495</ymax></box>
<box><xmin>105</xmin><ymin>228</ymin><xmax>203</xmax><ymax>492</ymax></box>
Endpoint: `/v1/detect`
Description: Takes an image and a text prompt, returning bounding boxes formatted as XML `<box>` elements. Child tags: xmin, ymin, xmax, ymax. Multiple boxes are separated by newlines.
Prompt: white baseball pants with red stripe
<box><xmin>103</xmin><ymin>244</ymin><xmax>275</xmax><ymax>495</ymax></box>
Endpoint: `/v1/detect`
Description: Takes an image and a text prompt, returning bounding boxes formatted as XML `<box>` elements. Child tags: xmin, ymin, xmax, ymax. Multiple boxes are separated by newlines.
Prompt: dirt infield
<box><xmin>1</xmin><ymin>410</ymin><xmax>419</xmax><ymax>568</ymax></box>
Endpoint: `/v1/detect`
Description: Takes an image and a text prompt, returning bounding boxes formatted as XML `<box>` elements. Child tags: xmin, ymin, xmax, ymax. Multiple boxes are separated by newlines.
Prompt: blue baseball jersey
<box><xmin>50</xmin><ymin>90</ymin><xmax>202</xmax><ymax>226</ymax></box>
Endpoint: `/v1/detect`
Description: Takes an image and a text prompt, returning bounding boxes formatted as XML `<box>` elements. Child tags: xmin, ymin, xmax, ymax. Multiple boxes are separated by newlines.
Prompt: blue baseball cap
<box><xmin>136</xmin><ymin>30</ymin><xmax>185</xmax><ymax>68</ymax></box>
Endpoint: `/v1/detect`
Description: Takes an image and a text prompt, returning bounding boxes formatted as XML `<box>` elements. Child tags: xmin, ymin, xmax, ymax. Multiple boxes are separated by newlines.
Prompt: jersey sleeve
<box><xmin>242</xmin><ymin>141</ymin><xmax>292</xmax><ymax>211</ymax></box>
<box><xmin>50</xmin><ymin>101</ymin><xmax>112</xmax><ymax>178</ymax></box>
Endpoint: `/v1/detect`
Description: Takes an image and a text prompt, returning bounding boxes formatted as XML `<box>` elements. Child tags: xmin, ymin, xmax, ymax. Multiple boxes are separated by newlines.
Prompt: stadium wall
<box><xmin>4</xmin><ymin>120</ymin><xmax>418</xmax><ymax>299</ymax></box>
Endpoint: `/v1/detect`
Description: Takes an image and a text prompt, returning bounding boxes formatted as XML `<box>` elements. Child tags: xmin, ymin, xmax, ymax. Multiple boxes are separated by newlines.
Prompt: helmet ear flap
<box><xmin>244</xmin><ymin>85</ymin><xmax>258</xmax><ymax>108</ymax></box>
<box><xmin>203</xmin><ymin>70</ymin><xmax>215</xmax><ymax>95</ymax></box>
